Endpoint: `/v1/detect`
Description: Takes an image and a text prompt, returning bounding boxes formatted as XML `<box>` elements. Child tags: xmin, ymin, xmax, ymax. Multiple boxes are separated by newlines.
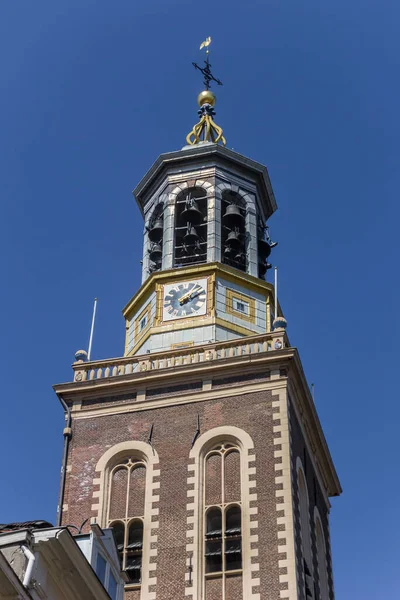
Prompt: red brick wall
<box><xmin>289</xmin><ymin>396</ymin><xmax>335</xmax><ymax>600</ymax></box>
<box><xmin>63</xmin><ymin>387</ymin><xmax>282</xmax><ymax>599</ymax></box>
<box><xmin>109</xmin><ymin>467</ymin><xmax>127</xmax><ymax>520</ymax></box>
<box><xmin>224</xmin><ymin>450</ymin><xmax>241</xmax><ymax>503</ymax></box>
<box><xmin>125</xmin><ymin>589</ymin><xmax>140</xmax><ymax>600</ymax></box>
<box><xmin>205</xmin><ymin>454</ymin><xmax>222</xmax><ymax>505</ymax></box>
<box><xmin>225</xmin><ymin>573</ymin><xmax>242</xmax><ymax>600</ymax></box>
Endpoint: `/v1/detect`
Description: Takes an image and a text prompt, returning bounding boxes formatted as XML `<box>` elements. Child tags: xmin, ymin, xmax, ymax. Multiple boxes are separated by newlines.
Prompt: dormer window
<box><xmin>74</xmin><ymin>525</ymin><xmax>124</xmax><ymax>600</ymax></box>
<box><xmin>95</xmin><ymin>551</ymin><xmax>120</xmax><ymax>600</ymax></box>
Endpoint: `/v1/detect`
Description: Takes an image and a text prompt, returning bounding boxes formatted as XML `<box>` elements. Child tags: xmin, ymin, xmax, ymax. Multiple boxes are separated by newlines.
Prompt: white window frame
<box><xmin>232</xmin><ymin>297</ymin><xmax>249</xmax><ymax>316</ymax></box>
<box><xmin>93</xmin><ymin>547</ymin><xmax>124</xmax><ymax>600</ymax></box>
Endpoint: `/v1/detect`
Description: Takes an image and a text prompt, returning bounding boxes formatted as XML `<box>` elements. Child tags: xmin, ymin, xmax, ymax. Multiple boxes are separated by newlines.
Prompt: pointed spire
<box><xmin>186</xmin><ymin>38</ymin><xmax>226</xmax><ymax>146</ymax></box>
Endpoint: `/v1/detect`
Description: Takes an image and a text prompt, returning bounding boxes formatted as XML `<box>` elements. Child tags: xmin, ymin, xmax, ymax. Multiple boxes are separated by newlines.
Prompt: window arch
<box><xmin>94</xmin><ymin>441</ymin><xmax>159</xmax><ymax>593</ymax></box>
<box><xmin>146</xmin><ymin>201</ymin><xmax>164</xmax><ymax>274</ymax></box>
<box><xmin>221</xmin><ymin>190</ymin><xmax>247</xmax><ymax>272</ymax></box>
<box><xmin>174</xmin><ymin>187</ymin><xmax>208</xmax><ymax>267</ymax></box>
<box><xmin>107</xmin><ymin>458</ymin><xmax>146</xmax><ymax>584</ymax></box>
<box><xmin>204</xmin><ymin>443</ymin><xmax>243</xmax><ymax>581</ymax></box>
<box><xmin>297</xmin><ymin>460</ymin><xmax>314</xmax><ymax>599</ymax></box>
<box><xmin>189</xmin><ymin>426</ymin><xmax>257</xmax><ymax>600</ymax></box>
<box><xmin>315</xmin><ymin>512</ymin><xmax>329</xmax><ymax>600</ymax></box>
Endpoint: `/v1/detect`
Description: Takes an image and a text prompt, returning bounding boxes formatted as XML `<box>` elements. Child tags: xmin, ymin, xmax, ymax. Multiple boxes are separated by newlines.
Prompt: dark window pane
<box><xmin>225</xmin><ymin>538</ymin><xmax>242</xmax><ymax>571</ymax></box>
<box><xmin>225</xmin><ymin>505</ymin><xmax>241</xmax><ymax>534</ymax></box>
<box><xmin>206</xmin><ymin>508</ymin><xmax>222</xmax><ymax>536</ymax></box>
<box><xmin>128</xmin><ymin>520</ymin><xmax>143</xmax><ymax>549</ymax></box>
<box><xmin>96</xmin><ymin>553</ymin><xmax>107</xmax><ymax>585</ymax></box>
<box><xmin>108</xmin><ymin>572</ymin><xmax>118</xmax><ymax>600</ymax></box>
<box><xmin>110</xmin><ymin>522</ymin><xmax>125</xmax><ymax>568</ymax></box>
<box><xmin>126</xmin><ymin>520</ymin><xmax>143</xmax><ymax>584</ymax></box>
<box><xmin>110</xmin><ymin>522</ymin><xmax>125</xmax><ymax>551</ymax></box>
<box><xmin>225</xmin><ymin>506</ymin><xmax>242</xmax><ymax>571</ymax></box>
<box><xmin>205</xmin><ymin>540</ymin><xmax>223</xmax><ymax>573</ymax></box>
<box><xmin>126</xmin><ymin>554</ymin><xmax>142</xmax><ymax>583</ymax></box>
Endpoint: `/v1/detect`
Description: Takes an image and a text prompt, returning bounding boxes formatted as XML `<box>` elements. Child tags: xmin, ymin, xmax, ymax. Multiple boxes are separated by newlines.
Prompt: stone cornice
<box><xmin>133</xmin><ymin>144</ymin><xmax>277</xmax><ymax>219</ymax></box>
<box><xmin>287</xmin><ymin>350</ymin><xmax>342</xmax><ymax>498</ymax></box>
<box><xmin>122</xmin><ymin>261</ymin><xmax>274</xmax><ymax>318</ymax></box>
<box><xmin>54</xmin><ymin>341</ymin><xmax>341</xmax><ymax>498</ymax></box>
<box><xmin>54</xmin><ymin>345</ymin><xmax>291</xmax><ymax>399</ymax></box>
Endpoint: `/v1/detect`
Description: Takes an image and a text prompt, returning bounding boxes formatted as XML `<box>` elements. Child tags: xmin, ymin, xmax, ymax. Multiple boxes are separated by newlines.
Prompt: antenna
<box><xmin>311</xmin><ymin>383</ymin><xmax>315</xmax><ymax>402</ymax></box>
<box><xmin>274</xmin><ymin>267</ymin><xmax>278</xmax><ymax>320</ymax></box>
<box><xmin>87</xmin><ymin>298</ymin><xmax>98</xmax><ymax>362</ymax></box>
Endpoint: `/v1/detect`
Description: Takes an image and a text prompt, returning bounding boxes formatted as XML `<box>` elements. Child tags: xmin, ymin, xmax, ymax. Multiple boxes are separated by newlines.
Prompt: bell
<box><xmin>234</xmin><ymin>252</ymin><xmax>245</xmax><ymax>263</ymax></box>
<box><xmin>224</xmin><ymin>245</ymin><xmax>233</xmax><ymax>256</ymax></box>
<box><xmin>148</xmin><ymin>218</ymin><xmax>163</xmax><ymax>242</ymax></box>
<box><xmin>149</xmin><ymin>242</ymin><xmax>162</xmax><ymax>262</ymax></box>
<box><xmin>183</xmin><ymin>225</ymin><xmax>199</xmax><ymax>245</ymax></box>
<box><xmin>181</xmin><ymin>200</ymin><xmax>203</xmax><ymax>225</ymax></box>
<box><xmin>149</xmin><ymin>260</ymin><xmax>161</xmax><ymax>273</ymax></box>
<box><xmin>226</xmin><ymin>228</ymin><xmax>241</xmax><ymax>248</ymax></box>
<box><xmin>258</xmin><ymin>262</ymin><xmax>267</xmax><ymax>277</ymax></box>
<box><xmin>193</xmin><ymin>240</ymin><xmax>202</xmax><ymax>257</ymax></box>
<box><xmin>258</xmin><ymin>238</ymin><xmax>272</xmax><ymax>258</ymax></box>
<box><xmin>223</xmin><ymin>204</ymin><xmax>245</xmax><ymax>227</ymax></box>
<box><xmin>258</xmin><ymin>261</ymin><xmax>272</xmax><ymax>277</ymax></box>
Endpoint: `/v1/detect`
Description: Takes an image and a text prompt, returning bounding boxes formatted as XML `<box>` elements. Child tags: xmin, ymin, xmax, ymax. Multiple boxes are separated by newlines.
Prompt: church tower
<box><xmin>54</xmin><ymin>43</ymin><xmax>341</xmax><ymax>600</ymax></box>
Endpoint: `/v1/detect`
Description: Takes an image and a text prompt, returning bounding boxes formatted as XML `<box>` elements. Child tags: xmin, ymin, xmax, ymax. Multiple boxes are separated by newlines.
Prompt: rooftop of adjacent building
<box><xmin>0</xmin><ymin>520</ymin><xmax>125</xmax><ymax>600</ymax></box>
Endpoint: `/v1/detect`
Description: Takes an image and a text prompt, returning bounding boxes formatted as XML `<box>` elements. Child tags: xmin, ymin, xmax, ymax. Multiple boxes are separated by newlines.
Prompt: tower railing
<box><xmin>72</xmin><ymin>330</ymin><xmax>288</xmax><ymax>383</ymax></box>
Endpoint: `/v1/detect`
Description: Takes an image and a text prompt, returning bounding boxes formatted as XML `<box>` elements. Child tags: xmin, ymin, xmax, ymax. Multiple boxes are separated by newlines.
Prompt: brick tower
<box><xmin>54</xmin><ymin>46</ymin><xmax>341</xmax><ymax>600</ymax></box>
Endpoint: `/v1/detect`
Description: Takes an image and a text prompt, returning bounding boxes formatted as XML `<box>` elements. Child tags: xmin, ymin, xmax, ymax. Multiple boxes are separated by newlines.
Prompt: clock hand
<box><xmin>178</xmin><ymin>292</ymin><xmax>191</xmax><ymax>305</ymax></box>
<box><xmin>179</xmin><ymin>285</ymin><xmax>201</xmax><ymax>305</ymax></box>
<box><xmin>189</xmin><ymin>290</ymin><xmax>203</xmax><ymax>301</ymax></box>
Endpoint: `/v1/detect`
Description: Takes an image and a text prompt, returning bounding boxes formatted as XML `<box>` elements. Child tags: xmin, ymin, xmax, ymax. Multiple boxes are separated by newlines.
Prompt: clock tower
<box><xmin>54</xmin><ymin>46</ymin><xmax>341</xmax><ymax>600</ymax></box>
<box><xmin>123</xmin><ymin>132</ymin><xmax>278</xmax><ymax>357</ymax></box>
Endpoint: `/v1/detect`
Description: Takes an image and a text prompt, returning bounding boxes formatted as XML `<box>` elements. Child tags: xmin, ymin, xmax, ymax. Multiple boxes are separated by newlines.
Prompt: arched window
<box><xmin>315</xmin><ymin>516</ymin><xmax>329</xmax><ymax>600</ymax></box>
<box><xmin>147</xmin><ymin>202</ymin><xmax>164</xmax><ymax>273</ymax></box>
<box><xmin>204</xmin><ymin>443</ymin><xmax>242</xmax><ymax>597</ymax></box>
<box><xmin>107</xmin><ymin>457</ymin><xmax>146</xmax><ymax>585</ymax></box>
<box><xmin>298</xmin><ymin>465</ymin><xmax>314</xmax><ymax>598</ymax></box>
<box><xmin>174</xmin><ymin>187</ymin><xmax>208</xmax><ymax>267</ymax></box>
<box><xmin>221</xmin><ymin>190</ymin><xmax>247</xmax><ymax>272</ymax></box>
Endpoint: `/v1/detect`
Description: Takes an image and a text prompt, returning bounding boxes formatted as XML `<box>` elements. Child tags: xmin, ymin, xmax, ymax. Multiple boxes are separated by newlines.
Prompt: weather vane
<box><xmin>192</xmin><ymin>37</ymin><xmax>223</xmax><ymax>90</ymax></box>
<box><xmin>186</xmin><ymin>37</ymin><xmax>226</xmax><ymax>146</ymax></box>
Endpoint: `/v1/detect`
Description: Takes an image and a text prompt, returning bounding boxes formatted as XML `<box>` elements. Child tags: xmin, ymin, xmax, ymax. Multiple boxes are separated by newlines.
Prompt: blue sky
<box><xmin>0</xmin><ymin>0</ymin><xmax>398</xmax><ymax>597</ymax></box>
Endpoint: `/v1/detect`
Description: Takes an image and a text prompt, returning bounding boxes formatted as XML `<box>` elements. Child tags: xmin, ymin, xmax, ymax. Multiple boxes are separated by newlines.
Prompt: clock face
<box><xmin>162</xmin><ymin>279</ymin><xmax>208</xmax><ymax>321</ymax></box>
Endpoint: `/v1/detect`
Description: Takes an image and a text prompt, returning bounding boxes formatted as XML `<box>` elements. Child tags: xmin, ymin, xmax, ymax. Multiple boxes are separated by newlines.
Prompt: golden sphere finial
<box><xmin>197</xmin><ymin>90</ymin><xmax>216</xmax><ymax>107</ymax></box>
